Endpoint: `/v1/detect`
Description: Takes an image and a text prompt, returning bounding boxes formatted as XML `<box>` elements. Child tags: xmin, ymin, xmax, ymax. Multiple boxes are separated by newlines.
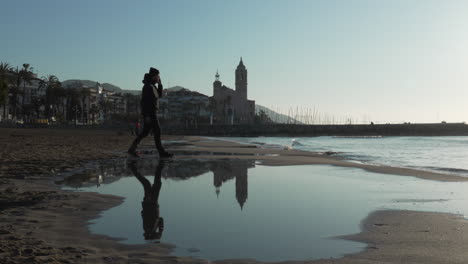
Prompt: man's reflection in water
<box><xmin>128</xmin><ymin>159</ymin><xmax>165</xmax><ymax>241</ymax></box>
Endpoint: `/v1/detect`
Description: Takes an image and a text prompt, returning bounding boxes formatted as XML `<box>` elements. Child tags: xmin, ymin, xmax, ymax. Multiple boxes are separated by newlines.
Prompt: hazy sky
<box><xmin>2</xmin><ymin>0</ymin><xmax>468</xmax><ymax>123</ymax></box>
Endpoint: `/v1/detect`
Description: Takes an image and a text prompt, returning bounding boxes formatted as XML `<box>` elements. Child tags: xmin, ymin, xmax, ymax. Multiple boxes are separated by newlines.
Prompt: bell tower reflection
<box><xmin>212</xmin><ymin>160</ymin><xmax>253</xmax><ymax>209</ymax></box>
<box><xmin>236</xmin><ymin>168</ymin><xmax>248</xmax><ymax>210</ymax></box>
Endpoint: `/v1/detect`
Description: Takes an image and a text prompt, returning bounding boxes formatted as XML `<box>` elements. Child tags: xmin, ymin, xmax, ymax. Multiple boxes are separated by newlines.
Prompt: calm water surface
<box><xmin>58</xmin><ymin>158</ymin><xmax>468</xmax><ymax>261</ymax></box>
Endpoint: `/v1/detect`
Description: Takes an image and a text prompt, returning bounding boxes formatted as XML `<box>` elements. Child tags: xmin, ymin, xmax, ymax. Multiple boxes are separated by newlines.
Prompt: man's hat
<box><xmin>148</xmin><ymin>67</ymin><xmax>159</xmax><ymax>77</ymax></box>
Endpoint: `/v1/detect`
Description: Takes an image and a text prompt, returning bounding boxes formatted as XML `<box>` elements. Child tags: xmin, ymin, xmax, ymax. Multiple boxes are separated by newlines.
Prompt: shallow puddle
<box><xmin>57</xmin><ymin>158</ymin><xmax>468</xmax><ymax>262</ymax></box>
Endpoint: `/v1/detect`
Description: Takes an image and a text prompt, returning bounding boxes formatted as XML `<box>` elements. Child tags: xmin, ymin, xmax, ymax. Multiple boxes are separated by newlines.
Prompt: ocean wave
<box><xmin>291</xmin><ymin>138</ymin><xmax>305</xmax><ymax>146</ymax></box>
<box><xmin>420</xmin><ymin>166</ymin><xmax>468</xmax><ymax>175</ymax></box>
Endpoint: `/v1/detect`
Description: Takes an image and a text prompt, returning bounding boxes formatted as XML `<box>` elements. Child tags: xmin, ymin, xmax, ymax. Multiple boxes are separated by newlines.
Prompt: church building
<box><xmin>211</xmin><ymin>58</ymin><xmax>255</xmax><ymax>124</ymax></box>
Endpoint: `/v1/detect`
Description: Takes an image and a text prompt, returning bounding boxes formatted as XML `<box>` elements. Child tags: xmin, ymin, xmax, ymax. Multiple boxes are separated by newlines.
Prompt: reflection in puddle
<box><xmin>57</xmin><ymin>159</ymin><xmax>468</xmax><ymax>262</ymax></box>
<box><xmin>128</xmin><ymin>160</ymin><xmax>164</xmax><ymax>241</ymax></box>
<box><xmin>57</xmin><ymin>159</ymin><xmax>255</xmax><ymax>210</ymax></box>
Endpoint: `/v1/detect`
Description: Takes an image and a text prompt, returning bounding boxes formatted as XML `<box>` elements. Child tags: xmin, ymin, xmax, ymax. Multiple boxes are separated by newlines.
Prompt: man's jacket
<box><xmin>141</xmin><ymin>80</ymin><xmax>163</xmax><ymax>116</ymax></box>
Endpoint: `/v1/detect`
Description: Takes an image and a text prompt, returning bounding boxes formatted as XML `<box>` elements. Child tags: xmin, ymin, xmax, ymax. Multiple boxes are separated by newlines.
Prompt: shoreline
<box><xmin>1</xmin><ymin>128</ymin><xmax>468</xmax><ymax>263</ymax></box>
<box><xmin>177</xmin><ymin>136</ymin><xmax>468</xmax><ymax>182</ymax></box>
<box><xmin>159</xmin><ymin>122</ymin><xmax>468</xmax><ymax>137</ymax></box>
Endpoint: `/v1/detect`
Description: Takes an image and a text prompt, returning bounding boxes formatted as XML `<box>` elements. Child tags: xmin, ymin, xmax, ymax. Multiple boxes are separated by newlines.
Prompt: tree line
<box><xmin>0</xmin><ymin>62</ymin><xmax>141</xmax><ymax>124</ymax></box>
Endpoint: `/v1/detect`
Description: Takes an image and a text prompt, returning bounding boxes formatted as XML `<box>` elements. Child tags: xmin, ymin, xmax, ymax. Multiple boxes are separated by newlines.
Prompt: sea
<box><xmin>220</xmin><ymin>136</ymin><xmax>468</xmax><ymax>177</ymax></box>
<box><xmin>58</xmin><ymin>136</ymin><xmax>468</xmax><ymax>261</ymax></box>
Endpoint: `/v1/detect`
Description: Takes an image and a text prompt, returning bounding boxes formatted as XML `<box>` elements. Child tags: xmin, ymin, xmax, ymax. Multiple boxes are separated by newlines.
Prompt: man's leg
<box><xmin>128</xmin><ymin>117</ymin><xmax>151</xmax><ymax>155</ymax></box>
<box><xmin>152</xmin><ymin>116</ymin><xmax>172</xmax><ymax>157</ymax></box>
<box><xmin>152</xmin><ymin>159</ymin><xmax>163</xmax><ymax>197</ymax></box>
<box><xmin>152</xmin><ymin>116</ymin><xmax>165</xmax><ymax>153</ymax></box>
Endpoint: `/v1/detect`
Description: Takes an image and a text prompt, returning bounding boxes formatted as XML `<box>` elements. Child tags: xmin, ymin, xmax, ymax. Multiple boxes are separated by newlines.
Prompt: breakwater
<box><xmin>162</xmin><ymin>123</ymin><xmax>468</xmax><ymax>137</ymax></box>
<box><xmin>3</xmin><ymin>122</ymin><xmax>468</xmax><ymax>137</ymax></box>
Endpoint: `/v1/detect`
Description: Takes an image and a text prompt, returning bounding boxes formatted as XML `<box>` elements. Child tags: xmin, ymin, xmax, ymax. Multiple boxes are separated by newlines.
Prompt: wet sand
<box><xmin>1</xmin><ymin>128</ymin><xmax>468</xmax><ymax>263</ymax></box>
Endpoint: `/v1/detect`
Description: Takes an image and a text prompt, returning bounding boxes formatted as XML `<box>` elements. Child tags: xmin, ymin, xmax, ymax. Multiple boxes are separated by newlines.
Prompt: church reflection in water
<box><xmin>163</xmin><ymin>159</ymin><xmax>254</xmax><ymax>210</ymax></box>
<box><xmin>123</xmin><ymin>159</ymin><xmax>255</xmax><ymax>242</ymax></box>
<box><xmin>212</xmin><ymin>160</ymin><xmax>251</xmax><ymax>209</ymax></box>
<box><xmin>57</xmin><ymin>158</ymin><xmax>255</xmax><ymax>210</ymax></box>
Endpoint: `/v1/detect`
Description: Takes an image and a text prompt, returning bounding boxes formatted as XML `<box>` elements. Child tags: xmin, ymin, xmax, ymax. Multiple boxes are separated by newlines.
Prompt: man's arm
<box><xmin>157</xmin><ymin>80</ymin><xmax>163</xmax><ymax>98</ymax></box>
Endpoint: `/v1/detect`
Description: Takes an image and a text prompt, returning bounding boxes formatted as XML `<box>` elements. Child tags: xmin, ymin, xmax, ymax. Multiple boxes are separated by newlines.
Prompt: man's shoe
<box><xmin>159</xmin><ymin>151</ymin><xmax>173</xmax><ymax>158</ymax></box>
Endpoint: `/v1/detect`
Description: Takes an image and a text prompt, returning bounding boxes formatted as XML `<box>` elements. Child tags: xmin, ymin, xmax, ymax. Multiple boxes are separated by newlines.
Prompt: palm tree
<box><xmin>0</xmin><ymin>81</ymin><xmax>7</xmax><ymax>108</ymax></box>
<box><xmin>89</xmin><ymin>104</ymin><xmax>99</xmax><ymax>124</ymax></box>
<box><xmin>10</xmin><ymin>66</ymin><xmax>23</xmax><ymax>120</ymax></box>
<box><xmin>0</xmin><ymin>63</ymin><xmax>14</xmax><ymax>120</ymax></box>
<box><xmin>79</xmin><ymin>87</ymin><xmax>91</xmax><ymax>124</ymax></box>
<box><xmin>31</xmin><ymin>96</ymin><xmax>44</xmax><ymax>119</ymax></box>
<box><xmin>38</xmin><ymin>75</ymin><xmax>60</xmax><ymax>94</ymax></box>
<box><xmin>55</xmin><ymin>86</ymin><xmax>66</xmax><ymax>122</ymax></box>
<box><xmin>64</xmin><ymin>88</ymin><xmax>80</xmax><ymax>124</ymax></box>
<box><xmin>19</xmin><ymin>63</ymin><xmax>34</xmax><ymax>120</ymax></box>
<box><xmin>40</xmin><ymin>75</ymin><xmax>62</xmax><ymax>120</ymax></box>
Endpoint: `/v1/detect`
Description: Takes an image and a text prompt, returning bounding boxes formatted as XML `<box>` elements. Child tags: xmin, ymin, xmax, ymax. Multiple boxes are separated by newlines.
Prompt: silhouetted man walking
<box><xmin>128</xmin><ymin>67</ymin><xmax>173</xmax><ymax>158</ymax></box>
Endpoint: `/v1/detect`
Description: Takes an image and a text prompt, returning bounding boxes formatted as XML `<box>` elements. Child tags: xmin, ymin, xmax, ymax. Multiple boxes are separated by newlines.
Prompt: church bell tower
<box><xmin>235</xmin><ymin>57</ymin><xmax>247</xmax><ymax>100</ymax></box>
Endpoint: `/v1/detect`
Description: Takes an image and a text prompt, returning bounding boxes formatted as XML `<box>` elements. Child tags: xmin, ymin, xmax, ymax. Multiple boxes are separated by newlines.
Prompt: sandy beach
<box><xmin>1</xmin><ymin>128</ymin><xmax>468</xmax><ymax>263</ymax></box>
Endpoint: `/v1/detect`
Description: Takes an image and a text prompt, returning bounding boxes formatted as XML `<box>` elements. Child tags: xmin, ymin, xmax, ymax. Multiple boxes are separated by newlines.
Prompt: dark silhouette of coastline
<box><xmin>5</xmin><ymin>121</ymin><xmax>468</xmax><ymax>137</ymax></box>
<box><xmin>159</xmin><ymin>122</ymin><xmax>468</xmax><ymax>137</ymax></box>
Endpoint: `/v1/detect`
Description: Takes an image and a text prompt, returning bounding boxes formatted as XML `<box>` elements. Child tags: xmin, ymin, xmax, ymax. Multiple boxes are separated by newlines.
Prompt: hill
<box><xmin>62</xmin><ymin>79</ymin><xmax>103</xmax><ymax>89</ymax></box>
<box><xmin>165</xmin><ymin>86</ymin><xmax>186</xmax><ymax>92</ymax></box>
<box><xmin>61</xmin><ymin>80</ymin><xmax>190</xmax><ymax>96</ymax></box>
<box><xmin>101</xmin><ymin>83</ymin><xmax>122</xmax><ymax>92</ymax></box>
<box><xmin>62</xmin><ymin>79</ymin><xmax>123</xmax><ymax>91</ymax></box>
<box><xmin>255</xmin><ymin>105</ymin><xmax>301</xmax><ymax>124</ymax></box>
<box><xmin>62</xmin><ymin>79</ymin><xmax>141</xmax><ymax>94</ymax></box>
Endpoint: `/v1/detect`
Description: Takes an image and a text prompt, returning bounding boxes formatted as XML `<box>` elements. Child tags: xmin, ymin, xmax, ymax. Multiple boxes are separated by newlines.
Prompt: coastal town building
<box><xmin>158</xmin><ymin>88</ymin><xmax>211</xmax><ymax>126</ymax></box>
<box><xmin>82</xmin><ymin>83</ymin><xmax>128</xmax><ymax>124</ymax></box>
<box><xmin>0</xmin><ymin>75</ymin><xmax>134</xmax><ymax>125</ymax></box>
<box><xmin>211</xmin><ymin>58</ymin><xmax>255</xmax><ymax>124</ymax></box>
<box><xmin>1</xmin><ymin>59</ymin><xmax>258</xmax><ymax>126</ymax></box>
